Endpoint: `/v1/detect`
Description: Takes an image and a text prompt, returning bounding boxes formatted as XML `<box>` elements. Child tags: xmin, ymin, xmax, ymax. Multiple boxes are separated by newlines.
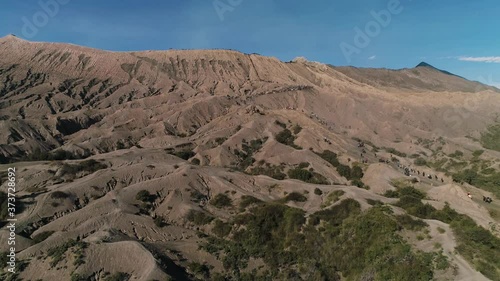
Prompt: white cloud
<box><xmin>459</xmin><ymin>56</ymin><xmax>500</xmax><ymax>63</ymax></box>
<box><xmin>368</xmin><ymin>55</ymin><xmax>376</xmax><ymax>60</ymax></box>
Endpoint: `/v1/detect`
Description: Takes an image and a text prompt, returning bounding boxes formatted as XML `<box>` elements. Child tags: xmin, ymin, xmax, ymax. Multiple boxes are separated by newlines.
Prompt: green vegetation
<box><xmin>200</xmin><ymin>199</ymin><xmax>442</xmax><ymax>280</ymax></box>
<box><xmin>366</xmin><ymin>198</ymin><xmax>384</xmax><ymax>206</ymax></box>
<box><xmin>481</xmin><ymin>124</ymin><xmax>500</xmax><ymax>152</ymax></box>
<box><xmin>103</xmin><ymin>272</ymin><xmax>130</xmax><ymax>281</ymax></box>
<box><xmin>23</xmin><ymin>148</ymin><xmax>84</xmax><ymax>161</ymax></box>
<box><xmin>190</xmin><ymin>189</ymin><xmax>207</xmax><ymax>203</ymax></box>
<box><xmin>0</xmin><ymin>192</ymin><xmax>10</xmax><ymax>226</ymax></box>
<box><xmin>135</xmin><ymin>190</ymin><xmax>155</xmax><ymax>202</ymax></box>
<box><xmin>210</xmin><ymin>194</ymin><xmax>233</xmax><ymax>208</ymax></box>
<box><xmin>249</xmin><ymin>163</ymin><xmax>286</xmax><ymax>180</ymax></box>
<box><xmin>452</xmin><ymin>169</ymin><xmax>500</xmax><ymax>197</ymax></box>
<box><xmin>60</xmin><ymin>159</ymin><xmax>107</xmax><ymax>176</ymax></box>
<box><xmin>215</xmin><ymin>137</ymin><xmax>227</xmax><ymax>146</ymax></box>
<box><xmin>188</xmin><ymin>262</ymin><xmax>210</xmax><ymax>278</ymax></box>
<box><xmin>351</xmin><ymin>166</ymin><xmax>364</xmax><ymax>179</ymax></box>
<box><xmin>321</xmin><ymin>190</ymin><xmax>345</xmax><ymax>208</ymax></box>
<box><xmin>314</xmin><ymin>188</ymin><xmax>323</xmax><ymax>195</ymax></box>
<box><xmin>274</xmin><ymin>120</ymin><xmax>287</xmax><ymax>129</ymax></box>
<box><xmin>47</xmin><ymin>239</ymin><xmax>87</xmax><ymax>268</ymax></box>
<box><xmin>213</xmin><ymin>219</ymin><xmax>233</xmax><ymax>238</ymax></box>
<box><xmin>275</xmin><ymin>129</ymin><xmax>301</xmax><ymax>149</ymax></box>
<box><xmin>170</xmin><ymin>150</ymin><xmax>196</xmax><ymax>160</ymax></box>
<box><xmin>384</xmin><ymin>147</ymin><xmax>407</xmax><ymax>157</ymax></box>
<box><xmin>473</xmin><ymin>149</ymin><xmax>485</xmax><ymax>157</ymax></box>
<box><xmin>414</xmin><ymin>157</ymin><xmax>427</xmax><ymax>166</ymax></box>
<box><xmin>315</xmin><ymin>150</ymin><xmax>340</xmax><ymax>167</ymax></box>
<box><xmin>187</xmin><ymin>210</ymin><xmax>214</xmax><ymax>225</ymax></box>
<box><xmin>448</xmin><ymin>150</ymin><xmax>464</xmax><ymax>158</ymax></box>
<box><xmin>384</xmin><ymin>179</ymin><xmax>426</xmax><ymax>200</ymax></box>
<box><xmin>154</xmin><ymin>216</ymin><xmax>166</xmax><ymax>228</ymax></box>
<box><xmin>50</xmin><ymin>191</ymin><xmax>69</xmax><ymax>199</ymax></box>
<box><xmin>32</xmin><ymin>231</ymin><xmax>55</xmax><ymax>244</ymax></box>
<box><xmin>336</xmin><ymin>164</ymin><xmax>351</xmax><ymax>179</ymax></box>
<box><xmin>351</xmin><ymin>178</ymin><xmax>368</xmax><ymax>189</ymax></box>
<box><xmin>239</xmin><ymin>195</ymin><xmax>263</xmax><ymax>210</ymax></box>
<box><xmin>234</xmin><ymin>138</ymin><xmax>268</xmax><ymax>171</ymax></box>
<box><xmin>281</xmin><ymin>192</ymin><xmax>308</xmax><ymax>203</ymax></box>
<box><xmin>287</xmin><ymin>167</ymin><xmax>329</xmax><ymax>185</ymax></box>
<box><xmin>389</xmin><ymin>190</ymin><xmax>500</xmax><ymax>280</ymax></box>
<box><xmin>292</xmin><ymin>124</ymin><xmax>302</xmax><ymax>135</ymax></box>
<box><xmin>395</xmin><ymin>214</ymin><xmax>428</xmax><ymax>231</ymax></box>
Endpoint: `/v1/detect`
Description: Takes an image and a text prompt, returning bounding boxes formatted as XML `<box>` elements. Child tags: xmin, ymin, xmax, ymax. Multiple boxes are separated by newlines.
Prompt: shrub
<box><xmin>135</xmin><ymin>190</ymin><xmax>155</xmax><ymax>202</ymax></box>
<box><xmin>321</xmin><ymin>190</ymin><xmax>345</xmax><ymax>207</ymax></box>
<box><xmin>50</xmin><ymin>191</ymin><xmax>69</xmax><ymax>199</ymax></box>
<box><xmin>298</xmin><ymin>162</ymin><xmax>309</xmax><ymax>169</ymax></box>
<box><xmin>449</xmin><ymin>150</ymin><xmax>464</xmax><ymax>158</ymax></box>
<box><xmin>104</xmin><ymin>272</ymin><xmax>130</xmax><ymax>281</ymax></box>
<box><xmin>336</xmin><ymin>164</ymin><xmax>352</xmax><ymax>179</ymax></box>
<box><xmin>239</xmin><ymin>195</ymin><xmax>263</xmax><ymax>209</ymax></box>
<box><xmin>481</xmin><ymin>124</ymin><xmax>500</xmax><ymax>151</ymax></box>
<box><xmin>191</xmin><ymin>158</ymin><xmax>201</xmax><ymax>165</ymax></box>
<box><xmin>60</xmin><ymin>159</ymin><xmax>107</xmax><ymax>176</ymax></box>
<box><xmin>32</xmin><ymin>231</ymin><xmax>55</xmax><ymax>243</ymax></box>
<box><xmin>172</xmin><ymin>150</ymin><xmax>196</xmax><ymax>160</ymax></box>
<box><xmin>292</xmin><ymin>125</ymin><xmax>302</xmax><ymax>134</ymax></box>
<box><xmin>366</xmin><ymin>199</ymin><xmax>383</xmax><ymax>206</ymax></box>
<box><xmin>288</xmin><ymin>168</ymin><xmax>313</xmax><ymax>182</ymax></box>
<box><xmin>249</xmin><ymin>164</ymin><xmax>286</xmax><ymax>180</ymax></box>
<box><xmin>288</xmin><ymin>168</ymin><xmax>328</xmax><ymax>184</ymax></box>
<box><xmin>414</xmin><ymin>157</ymin><xmax>427</xmax><ymax>166</ymax></box>
<box><xmin>213</xmin><ymin>219</ymin><xmax>233</xmax><ymax>237</ymax></box>
<box><xmin>275</xmin><ymin>129</ymin><xmax>300</xmax><ymax>149</ymax></box>
<box><xmin>187</xmin><ymin>210</ymin><xmax>214</xmax><ymax>225</ymax></box>
<box><xmin>47</xmin><ymin>239</ymin><xmax>87</xmax><ymax>268</ymax></box>
<box><xmin>188</xmin><ymin>262</ymin><xmax>210</xmax><ymax>278</ymax></box>
<box><xmin>351</xmin><ymin>179</ymin><xmax>367</xmax><ymax>189</ymax></box>
<box><xmin>384</xmin><ymin>147</ymin><xmax>407</xmax><ymax>157</ymax></box>
<box><xmin>315</xmin><ymin>150</ymin><xmax>340</xmax><ymax>167</ymax></box>
<box><xmin>275</xmin><ymin>120</ymin><xmax>287</xmax><ymax>129</ymax></box>
<box><xmin>190</xmin><ymin>189</ymin><xmax>207</xmax><ymax>203</ymax></box>
<box><xmin>473</xmin><ymin>150</ymin><xmax>484</xmax><ymax>157</ymax></box>
<box><xmin>351</xmin><ymin>166</ymin><xmax>364</xmax><ymax>180</ymax></box>
<box><xmin>210</xmin><ymin>194</ymin><xmax>233</xmax><ymax>208</ymax></box>
<box><xmin>282</xmin><ymin>192</ymin><xmax>308</xmax><ymax>203</ymax></box>
<box><xmin>154</xmin><ymin>216</ymin><xmax>166</xmax><ymax>228</ymax></box>
<box><xmin>314</xmin><ymin>188</ymin><xmax>323</xmax><ymax>195</ymax></box>
<box><xmin>395</xmin><ymin>214</ymin><xmax>428</xmax><ymax>231</ymax></box>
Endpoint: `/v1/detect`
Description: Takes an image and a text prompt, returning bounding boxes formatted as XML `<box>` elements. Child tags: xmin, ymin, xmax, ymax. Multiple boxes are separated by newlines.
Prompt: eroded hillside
<box><xmin>1</xmin><ymin>35</ymin><xmax>500</xmax><ymax>281</ymax></box>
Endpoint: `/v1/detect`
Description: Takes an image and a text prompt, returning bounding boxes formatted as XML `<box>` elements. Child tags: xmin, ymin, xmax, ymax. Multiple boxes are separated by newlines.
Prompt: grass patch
<box><xmin>47</xmin><ymin>239</ymin><xmax>87</xmax><ymax>268</ymax></box>
<box><xmin>481</xmin><ymin>124</ymin><xmax>500</xmax><ymax>152</ymax></box>
<box><xmin>321</xmin><ymin>190</ymin><xmax>345</xmax><ymax>208</ymax></box>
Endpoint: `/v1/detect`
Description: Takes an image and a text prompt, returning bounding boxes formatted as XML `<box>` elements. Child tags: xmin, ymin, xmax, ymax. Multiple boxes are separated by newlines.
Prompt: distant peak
<box><xmin>416</xmin><ymin>62</ymin><xmax>434</xmax><ymax>68</ymax></box>
<box><xmin>2</xmin><ymin>34</ymin><xmax>24</xmax><ymax>41</ymax></box>
<box><xmin>415</xmin><ymin>61</ymin><xmax>460</xmax><ymax>78</ymax></box>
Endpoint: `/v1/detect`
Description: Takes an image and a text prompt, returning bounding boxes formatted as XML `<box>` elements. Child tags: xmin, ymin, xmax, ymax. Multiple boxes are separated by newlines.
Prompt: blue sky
<box><xmin>2</xmin><ymin>0</ymin><xmax>500</xmax><ymax>86</ymax></box>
